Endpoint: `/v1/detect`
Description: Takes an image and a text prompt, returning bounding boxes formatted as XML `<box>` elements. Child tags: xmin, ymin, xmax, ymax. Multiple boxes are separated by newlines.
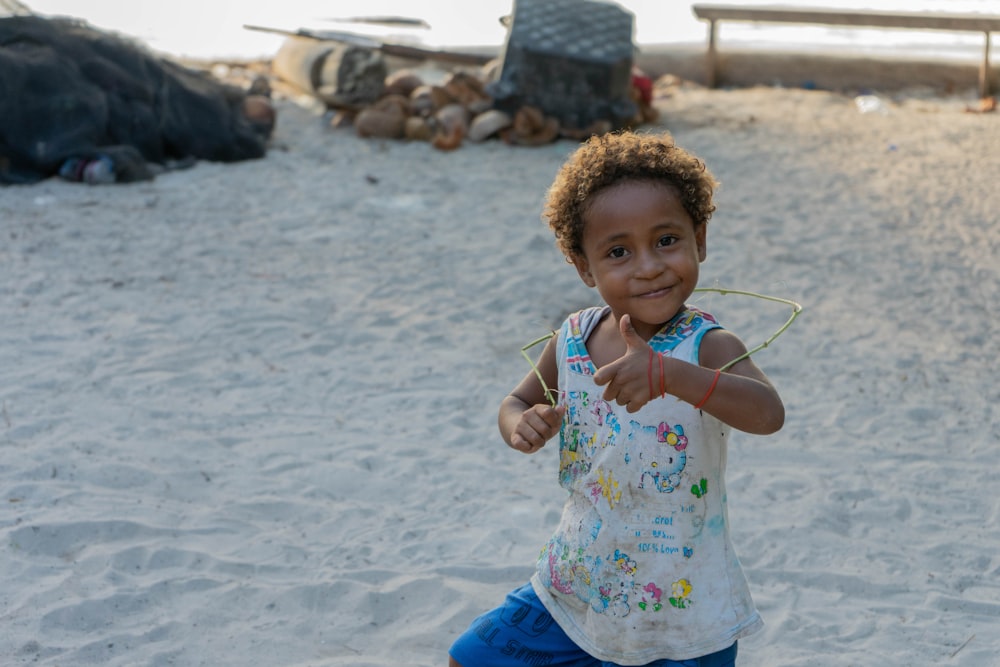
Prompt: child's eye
<box><xmin>608</xmin><ymin>247</ymin><xmax>628</xmax><ymax>259</ymax></box>
<box><xmin>657</xmin><ymin>235</ymin><xmax>678</xmax><ymax>247</ymax></box>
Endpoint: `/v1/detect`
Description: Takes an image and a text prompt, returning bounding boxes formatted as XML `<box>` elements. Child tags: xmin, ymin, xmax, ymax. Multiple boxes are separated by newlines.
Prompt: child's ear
<box><xmin>696</xmin><ymin>222</ymin><xmax>708</xmax><ymax>262</ymax></box>
<box><xmin>572</xmin><ymin>255</ymin><xmax>596</xmax><ymax>287</ymax></box>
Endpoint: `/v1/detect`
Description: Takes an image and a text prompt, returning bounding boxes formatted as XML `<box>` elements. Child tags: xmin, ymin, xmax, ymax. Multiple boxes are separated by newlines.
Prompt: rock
<box><xmin>404</xmin><ymin>116</ymin><xmax>433</xmax><ymax>141</ymax></box>
<box><xmin>432</xmin><ymin>103</ymin><xmax>470</xmax><ymax>151</ymax></box>
<box><xmin>384</xmin><ymin>70</ymin><xmax>424</xmax><ymax>97</ymax></box>
<box><xmin>409</xmin><ymin>85</ymin><xmax>455</xmax><ymax>117</ymax></box>
<box><xmin>355</xmin><ymin>95</ymin><xmax>409</xmax><ymax>138</ymax></box>
<box><xmin>503</xmin><ymin>106</ymin><xmax>560</xmax><ymax>146</ymax></box>
<box><xmin>242</xmin><ymin>95</ymin><xmax>276</xmax><ymax>137</ymax></box>
<box><xmin>468</xmin><ymin>110</ymin><xmax>513</xmax><ymax>142</ymax></box>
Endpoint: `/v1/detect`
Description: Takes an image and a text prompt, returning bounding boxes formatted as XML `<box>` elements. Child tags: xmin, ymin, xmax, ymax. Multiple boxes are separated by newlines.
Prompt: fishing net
<box><xmin>0</xmin><ymin>15</ymin><xmax>270</xmax><ymax>184</ymax></box>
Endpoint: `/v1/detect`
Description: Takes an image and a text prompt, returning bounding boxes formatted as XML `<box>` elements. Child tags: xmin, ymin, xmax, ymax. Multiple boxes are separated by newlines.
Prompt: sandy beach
<box><xmin>2</xmin><ymin>68</ymin><xmax>999</xmax><ymax>667</ymax></box>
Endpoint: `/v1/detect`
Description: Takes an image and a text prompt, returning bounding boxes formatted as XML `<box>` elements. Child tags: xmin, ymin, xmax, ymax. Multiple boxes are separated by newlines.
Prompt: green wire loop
<box><xmin>692</xmin><ymin>287</ymin><xmax>803</xmax><ymax>372</ymax></box>
<box><xmin>521</xmin><ymin>331</ymin><xmax>558</xmax><ymax>406</ymax></box>
<box><xmin>521</xmin><ymin>287</ymin><xmax>803</xmax><ymax>406</ymax></box>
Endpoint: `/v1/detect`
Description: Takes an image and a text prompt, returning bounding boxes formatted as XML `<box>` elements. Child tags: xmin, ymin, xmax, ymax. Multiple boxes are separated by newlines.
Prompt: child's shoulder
<box><xmin>559</xmin><ymin>306</ymin><xmax>618</xmax><ymax>367</ymax></box>
<box><xmin>658</xmin><ymin>305</ymin><xmax>722</xmax><ymax>344</ymax></box>
<box><xmin>681</xmin><ymin>305</ymin><xmax>719</xmax><ymax>327</ymax></box>
<box><xmin>698</xmin><ymin>325</ymin><xmax>751</xmax><ymax>370</ymax></box>
<box><xmin>562</xmin><ymin>305</ymin><xmax>612</xmax><ymax>338</ymax></box>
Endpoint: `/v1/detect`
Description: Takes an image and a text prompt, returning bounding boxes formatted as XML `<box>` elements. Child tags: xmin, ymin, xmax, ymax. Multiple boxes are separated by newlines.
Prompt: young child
<box><xmin>448</xmin><ymin>132</ymin><xmax>785</xmax><ymax>667</ymax></box>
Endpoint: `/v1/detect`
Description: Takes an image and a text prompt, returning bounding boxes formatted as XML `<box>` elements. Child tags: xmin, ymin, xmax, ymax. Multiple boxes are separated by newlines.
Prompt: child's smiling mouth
<box><xmin>637</xmin><ymin>285</ymin><xmax>674</xmax><ymax>298</ymax></box>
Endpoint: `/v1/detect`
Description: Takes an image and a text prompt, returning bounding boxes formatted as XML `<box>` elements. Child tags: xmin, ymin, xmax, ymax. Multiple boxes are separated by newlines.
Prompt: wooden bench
<box><xmin>691</xmin><ymin>4</ymin><xmax>1000</xmax><ymax>96</ymax></box>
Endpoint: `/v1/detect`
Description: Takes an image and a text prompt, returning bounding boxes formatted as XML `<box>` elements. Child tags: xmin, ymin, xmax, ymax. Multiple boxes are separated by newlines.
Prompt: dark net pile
<box><xmin>0</xmin><ymin>15</ymin><xmax>269</xmax><ymax>184</ymax></box>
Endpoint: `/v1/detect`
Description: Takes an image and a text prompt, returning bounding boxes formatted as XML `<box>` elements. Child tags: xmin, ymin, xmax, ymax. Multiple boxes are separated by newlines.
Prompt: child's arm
<box><xmin>499</xmin><ymin>335</ymin><xmax>566</xmax><ymax>454</ymax></box>
<box><xmin>594</xmin><ymin>315</ymin><xmax>784</xmax><ymax>435</ymax></box>
<box><xmin>675</xmin><ymin>327</ymin><xmax>784</xmax><ymax>435</ymax></box>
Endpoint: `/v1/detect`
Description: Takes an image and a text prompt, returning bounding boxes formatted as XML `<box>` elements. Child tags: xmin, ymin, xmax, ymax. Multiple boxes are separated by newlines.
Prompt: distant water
<box><xmin>23</xmin><ymin>0</ymin><xmax>998</xmax><ymax>60</ymax></box>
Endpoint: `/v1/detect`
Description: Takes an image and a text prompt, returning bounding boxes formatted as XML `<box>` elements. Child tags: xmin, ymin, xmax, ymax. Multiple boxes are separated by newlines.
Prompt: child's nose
<box><xmin>634</xmin><ymin>249</ymin><xmax>663</xmax><ymax>279</ymax></box>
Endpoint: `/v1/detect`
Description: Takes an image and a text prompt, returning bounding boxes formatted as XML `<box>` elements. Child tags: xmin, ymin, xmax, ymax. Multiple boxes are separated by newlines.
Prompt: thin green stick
<box><xmin>521</xmin><ymin>331</ymin><xmax>558</xmax><ymax>405</ymax></box>
<box><xmin>692</xmin><ymin>287</ymin><xmax>803</xmax><ymax>371</ymax></box>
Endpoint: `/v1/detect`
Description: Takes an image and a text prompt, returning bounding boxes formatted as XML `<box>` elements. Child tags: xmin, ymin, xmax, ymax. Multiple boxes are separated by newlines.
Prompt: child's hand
<box><xmin>509</xmin><ymin>403</ymin><xmax>566</xmax><ymax>454</ymax></box>
<box><xmin>593</xmin><ymin>314</ymin><xmax>656</xmax><ymax>413</ymax></box>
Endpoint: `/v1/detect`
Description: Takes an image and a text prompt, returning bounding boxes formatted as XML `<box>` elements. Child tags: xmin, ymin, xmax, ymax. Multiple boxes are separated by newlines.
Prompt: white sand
<box><xmin>2</xmin><ymin>85</ymin><xmax>998</xmax><ymax>666</ymax></box>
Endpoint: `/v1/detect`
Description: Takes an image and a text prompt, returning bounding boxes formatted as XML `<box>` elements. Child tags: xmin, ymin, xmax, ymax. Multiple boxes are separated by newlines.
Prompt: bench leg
<box><xmin>706</xmin><ymin>19</ymin><xmax>719</xmax><ymax>88</ymax></box>
<box><xmin>981</xmin><ymin>31</ymin><xmax>992</xmax><ymax>98</ymax></box>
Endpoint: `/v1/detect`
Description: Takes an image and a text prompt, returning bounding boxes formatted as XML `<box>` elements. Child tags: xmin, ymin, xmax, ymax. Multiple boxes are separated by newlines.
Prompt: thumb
<box><xmin>619</xmin><ymin>314</ymin><xmax>648</xmax><ymax>352</ymax></box>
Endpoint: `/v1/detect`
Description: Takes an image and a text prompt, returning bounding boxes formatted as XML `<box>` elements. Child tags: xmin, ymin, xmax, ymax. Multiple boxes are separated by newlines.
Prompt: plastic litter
<box><xmin>854</xmin><ymin>95</ymin><xmax>889</xmax><ymax>115</ymax></box>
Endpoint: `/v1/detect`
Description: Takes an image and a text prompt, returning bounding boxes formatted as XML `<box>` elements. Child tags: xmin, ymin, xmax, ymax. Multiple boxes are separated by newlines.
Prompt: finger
<box><xmin>523</xmin><ymin>409</ymin><xmax>558</xmax><ymax>440</ymax></box>
<box><xmin>602</xmin><ymin>373</ymin><xmax>633</xmax><ymax>405</ymax></box>
<box><xmin>541</xmin><ymin>404</ymin><xmax>566</xmax><ymax>430</ymax></box>
<box><xmin>606</xmin><ymin>383</ymin><xmax>626</xmax><ymax>406</ymax></box>
<box><xmin>593</xmin><ymin>360</ymin><xmax>622</xmax><ymax>387</ymax></box>
<box><xmin>512</xmin><ymin>416</ymin><xmax>555</xmax><ymax>452</ymax></box>
<box><xmin>618</xmin><ymin>313</ymin><xmax>647</xmax><ymax>352</ymax></box>
<box><xmin>598</xmin><ymin>377</ymin><xmax>616</xmax><ymax>402</ymax></box>
<box><xmin>531</xmin><ymin>405</ymin><xmax>566</xmax><ymax>450</ymax></box>
<box><xmin>511</xmin><ymin>430</ymin><xmax>540</xmax><ymax>452</ymax></box>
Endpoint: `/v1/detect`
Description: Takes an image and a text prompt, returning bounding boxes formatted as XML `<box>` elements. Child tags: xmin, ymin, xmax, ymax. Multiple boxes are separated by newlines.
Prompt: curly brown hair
<box><xmin>543</xmin><ymin>131</ymin><xmax>718</xmax><ymax>258</ymax></box>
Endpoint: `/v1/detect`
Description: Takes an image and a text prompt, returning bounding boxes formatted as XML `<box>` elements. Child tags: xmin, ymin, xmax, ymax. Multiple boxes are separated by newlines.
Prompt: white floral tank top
<box><xmin>530</xmin><ymin>305</ymin><xmax>763</xmax><ymax>664</ymax></box>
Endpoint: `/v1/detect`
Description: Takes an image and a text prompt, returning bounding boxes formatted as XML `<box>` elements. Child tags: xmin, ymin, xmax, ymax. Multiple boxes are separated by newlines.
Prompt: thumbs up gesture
<box><xmin>593</xmin><ymin>314</ymin><xmax>661</xmax><ymax>413</ymax></box>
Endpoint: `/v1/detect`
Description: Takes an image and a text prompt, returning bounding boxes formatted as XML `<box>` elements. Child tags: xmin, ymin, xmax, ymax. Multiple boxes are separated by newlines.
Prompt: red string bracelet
<box><xmin>694</xmin><ymin>369</ymin><xmax>722</xmax><ymax>410</ymax></box>
<box><xmin>658</xmin><ymin>352</ymin><xmax>666</xmax><ymax>398</ymax></box>
<box><xmin>647</xmin><ymin>347</ymin><xmax>655</xmax><ymax>400</ymax></box>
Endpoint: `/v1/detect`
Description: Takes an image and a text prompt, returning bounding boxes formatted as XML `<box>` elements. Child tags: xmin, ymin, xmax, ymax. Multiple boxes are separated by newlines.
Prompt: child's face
<box><xmin>573</xmin><ymin>180</ymin><xmax>706</xmax><ymax>340</ymax></box>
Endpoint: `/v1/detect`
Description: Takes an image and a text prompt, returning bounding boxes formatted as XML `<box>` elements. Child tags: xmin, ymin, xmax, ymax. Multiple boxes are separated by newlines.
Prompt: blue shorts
<box><xmin>449</xmin><ymin>583</ymin><xmax>738</xmax><ymax>667</ymax></box>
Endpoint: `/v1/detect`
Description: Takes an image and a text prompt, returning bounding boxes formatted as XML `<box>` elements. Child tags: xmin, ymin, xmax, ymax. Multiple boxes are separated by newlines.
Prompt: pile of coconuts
<box><xmin>336</xmin><ymin>66</ymin><xmax>658</xmax><ymax>151</ymax></box>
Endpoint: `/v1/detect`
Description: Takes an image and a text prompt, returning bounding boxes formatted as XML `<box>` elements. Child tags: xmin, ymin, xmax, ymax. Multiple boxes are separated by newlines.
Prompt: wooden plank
<box><xmin>691</xmin><ymin>3</ymin><xmax>998</xmax><ymax>96</ymax></box>
<box><xmin>245</xmin><ymin>24</ymin><xmax>493</xmax><ymax>66</ymax></box>
<box><xmin>706</xmin><ymin>19</ymin><xmax>719</xmax><ymax>88</ymax></box>
<box><xmin>691</xmin><ymin>4</ymin><xmax>1000</xmax><ymax>33</ymax></box>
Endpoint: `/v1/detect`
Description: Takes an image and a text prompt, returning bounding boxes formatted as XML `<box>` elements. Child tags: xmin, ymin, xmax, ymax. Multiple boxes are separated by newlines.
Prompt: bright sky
<box><xmin>22</xmin><ymin>1</ymin><xmax>702</xmax><ymax>58</ymax></box>
<box><xmin>23</xmin><ymin>0</ymin><xmax>990</xmax><ymax>60</ymax></box>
